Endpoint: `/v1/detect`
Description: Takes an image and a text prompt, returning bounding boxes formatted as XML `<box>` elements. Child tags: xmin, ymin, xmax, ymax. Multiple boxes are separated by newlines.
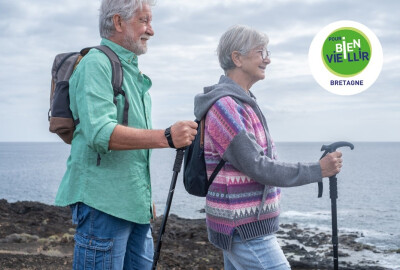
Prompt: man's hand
<box><xmin>320</xmin><ymin>151</ymin><xmax>343</xmax><ymax>178</ymax></box>
<box><xmin>170</xmin><ymin>121</ymin><xmax>198</xmax><ymax>149</ymax></box>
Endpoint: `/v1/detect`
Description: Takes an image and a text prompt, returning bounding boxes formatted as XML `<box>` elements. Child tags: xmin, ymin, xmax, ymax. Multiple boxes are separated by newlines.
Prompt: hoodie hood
<box><xmin>194</xmin><ymin>74</ymin><xmax>272</xmax><ymax>157</ymax></box>
<box><xmin>194</xmin><ymin>75</ymin><xmax>259</xmax><ymax>121</ymax></box>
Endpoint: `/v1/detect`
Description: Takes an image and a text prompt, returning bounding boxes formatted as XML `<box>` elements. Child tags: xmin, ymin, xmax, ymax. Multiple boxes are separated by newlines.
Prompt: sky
<box><xmin>0</xmin><ymin>0</ymin><xmax>399</xmax><ymax>142</ymax></box>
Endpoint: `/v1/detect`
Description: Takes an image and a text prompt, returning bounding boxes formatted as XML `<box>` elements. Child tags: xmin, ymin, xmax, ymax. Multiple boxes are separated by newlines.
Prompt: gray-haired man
<box><xmin>55</xmin><ymin>1</ymin><xmax>197</xmax><ymax>269</ymax></box>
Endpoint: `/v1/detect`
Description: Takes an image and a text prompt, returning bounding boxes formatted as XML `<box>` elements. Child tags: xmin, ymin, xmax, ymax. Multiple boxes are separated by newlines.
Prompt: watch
<box><xmin>164</xmin><ymin>127</ymin><xmax>175</xmax><ymax>148</ymax></box>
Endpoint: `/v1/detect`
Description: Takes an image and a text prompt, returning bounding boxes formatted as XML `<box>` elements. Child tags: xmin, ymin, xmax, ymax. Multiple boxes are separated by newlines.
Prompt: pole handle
<box><xmin>318</xmin><ymin>141</ymin><xmax>354</xmax><ymax>198</ymax></box>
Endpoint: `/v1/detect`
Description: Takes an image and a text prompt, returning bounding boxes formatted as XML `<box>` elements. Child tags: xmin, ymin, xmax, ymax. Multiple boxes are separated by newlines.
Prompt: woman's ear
<box><xmin>231</xmin><ymin>51</ymin><xmax>242</xmax><ymax>68</ymax></box>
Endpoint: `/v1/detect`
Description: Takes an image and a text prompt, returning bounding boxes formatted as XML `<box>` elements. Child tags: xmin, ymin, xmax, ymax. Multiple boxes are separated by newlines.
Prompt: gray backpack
<box><xmin>48</xmin><ymin>45</ymin><xmax>127</xmax><ymax>144</ymax></box>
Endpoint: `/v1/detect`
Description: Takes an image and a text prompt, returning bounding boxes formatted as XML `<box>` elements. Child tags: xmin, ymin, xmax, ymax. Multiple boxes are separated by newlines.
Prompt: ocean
<box><xmin>0</xmin><ymin>142</ymin><xmax>399</xmax><ymax>267</ymax></box>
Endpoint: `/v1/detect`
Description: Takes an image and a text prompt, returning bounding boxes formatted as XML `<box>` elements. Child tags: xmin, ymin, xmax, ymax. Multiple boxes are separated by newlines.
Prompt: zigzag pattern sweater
<box><xmin>204</xmin><ymin>96</ymin><xmax>281</xmax><ymax>250</ymax></box>
<box><xmin>196</xmin><ymin>76</ymin><xmax>322</xmax><ymax>251</ymax></box>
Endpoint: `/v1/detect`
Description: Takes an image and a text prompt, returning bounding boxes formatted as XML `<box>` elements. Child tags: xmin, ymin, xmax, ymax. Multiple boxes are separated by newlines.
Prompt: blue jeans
<box><xmin>71</xmin><ymin>203</ymin><xmax>154</xmax><ymax>270</ymax></box>
<box><xmin>223</xmin><ymin>233</ymin><xmax>291</xmax><ymax>270</ymax></box>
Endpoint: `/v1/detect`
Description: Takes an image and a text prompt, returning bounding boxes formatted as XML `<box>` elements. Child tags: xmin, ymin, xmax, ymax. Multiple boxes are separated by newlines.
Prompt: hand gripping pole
<box><xmin>318</xmin><ymin>141</ymin><xmax>354</xmax><ymax>197</ymax></box>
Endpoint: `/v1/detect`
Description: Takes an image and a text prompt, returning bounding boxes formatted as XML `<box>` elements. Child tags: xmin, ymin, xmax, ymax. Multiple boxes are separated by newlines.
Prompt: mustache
<box><xmin>141</xmin><ymin>35</ymin><xmax>151</xmax><ymax>41</ymax></box>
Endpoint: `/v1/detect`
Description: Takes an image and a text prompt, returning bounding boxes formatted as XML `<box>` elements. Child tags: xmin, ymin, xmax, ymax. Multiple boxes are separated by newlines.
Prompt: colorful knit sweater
<box><xmin>194</xmin><ymin>75</ymin><xmax>322</xmax><ymax>250</ymax></box>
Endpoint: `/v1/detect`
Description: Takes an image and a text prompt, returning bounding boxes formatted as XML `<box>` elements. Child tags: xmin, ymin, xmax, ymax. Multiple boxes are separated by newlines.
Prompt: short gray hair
<box><xmin>217</xmin><ymin>25</ymin><xmax>269</xmax><ymax>71</ymax></box>
<box><xmin>99</xmin><ymin>0</ymin><xmax>156</xmax><ymax>39</ymax></box>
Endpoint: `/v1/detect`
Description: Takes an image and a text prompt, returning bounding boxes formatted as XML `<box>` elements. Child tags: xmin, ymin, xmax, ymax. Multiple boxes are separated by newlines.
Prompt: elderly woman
<box><xmin>194</xmin><ymin>25</ymin><xmax>343</xmax><ymax>270</ymax></box>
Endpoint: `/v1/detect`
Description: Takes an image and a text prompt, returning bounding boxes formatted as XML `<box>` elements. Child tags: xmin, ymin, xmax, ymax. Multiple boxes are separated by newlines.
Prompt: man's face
<box><xmin>122</xmin><ymin>4</ymin><xmax>154</xmax><ymax>55</ymax></box>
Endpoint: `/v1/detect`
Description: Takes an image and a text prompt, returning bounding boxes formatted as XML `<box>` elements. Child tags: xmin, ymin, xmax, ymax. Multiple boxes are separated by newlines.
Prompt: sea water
<box><xmin>0</xmin><ymin>142</ymin><xmax>399</xmax><ymax>266</ymax></box>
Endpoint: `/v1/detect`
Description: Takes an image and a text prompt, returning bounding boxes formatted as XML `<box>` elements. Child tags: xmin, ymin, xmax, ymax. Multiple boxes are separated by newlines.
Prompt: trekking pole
<box><xmin>318</xmin><ymin>141</ymin><xmax>354</xmax><ymax>270</ymax></box>
<box><xmin>152</xmin><ymin>148</ymin><xmax>185</xmax><ymax>270</ymax></box>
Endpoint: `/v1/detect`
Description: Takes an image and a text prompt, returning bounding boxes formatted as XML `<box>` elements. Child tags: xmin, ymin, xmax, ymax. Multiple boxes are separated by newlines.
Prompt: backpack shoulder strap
<box><xmin>209</xmin><ymin>159</ymin><xmax>226</xmax><ymax>183</ymax></box>
<box><xmin>200</xmin><ymin>117</ymin><xmax>226</xmax><ymax>184</ymax></box>
<box><xmin>80</xmin><ymin>45</ymin><xmax>129</xmax><ymax>126</ymax></box>
<box><xmin>89</xmin><ymin>45</ymin><xmax>123</xmax><ymax>91</ymax></box>
<box><xmin>80</xmin><ymin>45</ymin><xmax>123</xmax><ymax>91</ymax></box>
<box><xmin>199</xmin><ymin>118</ymin><xmax>205</xmax><ymax>148</ymax></box>
<box><xmin>206</xmin><ymin>95</ymin><xmax>242</xmax><ymax>182</ymax></box>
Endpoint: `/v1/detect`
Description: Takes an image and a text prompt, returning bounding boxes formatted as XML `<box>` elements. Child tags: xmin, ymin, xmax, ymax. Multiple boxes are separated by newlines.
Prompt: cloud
<box><xmin>0</xmin><ymin>0</ymin><xmax>399</xmax><ymax>141</ymax></box>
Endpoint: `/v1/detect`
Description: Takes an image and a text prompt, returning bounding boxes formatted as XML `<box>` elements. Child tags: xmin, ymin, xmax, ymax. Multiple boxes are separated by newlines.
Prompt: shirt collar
<box><xmin>100</xmin><ymin>38</ymin><xmax>138</xmax><ymax>66</ymax></box>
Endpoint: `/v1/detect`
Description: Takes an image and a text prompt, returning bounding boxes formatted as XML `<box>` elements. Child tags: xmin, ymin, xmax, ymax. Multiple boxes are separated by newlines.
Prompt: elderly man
<box><xmin>55</xmin><ymin>0</ymin><xmax>197</xmax><ymax>269</ymax></box>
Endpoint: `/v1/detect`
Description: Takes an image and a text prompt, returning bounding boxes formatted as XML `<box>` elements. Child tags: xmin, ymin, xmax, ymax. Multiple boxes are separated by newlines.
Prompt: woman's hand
<box><xmin>320</xmin><ymin>151</ymin><xmax>343</xmax><ymax>178</ymax></box>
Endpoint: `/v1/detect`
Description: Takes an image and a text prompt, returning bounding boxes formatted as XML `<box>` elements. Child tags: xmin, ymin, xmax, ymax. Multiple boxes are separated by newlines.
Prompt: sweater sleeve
<box><xmin>206</xmin><ymin>97</ymin><xmax>322</xmax><ymax>187</ymax></box>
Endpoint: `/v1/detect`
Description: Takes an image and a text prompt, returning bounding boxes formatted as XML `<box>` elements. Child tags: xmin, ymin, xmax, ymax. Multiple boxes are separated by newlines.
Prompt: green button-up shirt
<box><xmin>55</xmin><ymin>39</ymin><xmax>153</xmax><ymax>224</ymax></box>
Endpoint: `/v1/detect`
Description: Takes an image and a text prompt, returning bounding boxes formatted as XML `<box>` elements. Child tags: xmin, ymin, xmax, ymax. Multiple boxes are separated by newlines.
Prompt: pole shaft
<box><xmin>152</xmin><ymin>149</ymin><xmax>184</xmax><ymax>270</ymax></box>
<box><xmin>329</xmin><ymin>176</ymin><xmax>339</xmax><ymax>270</ymax></box>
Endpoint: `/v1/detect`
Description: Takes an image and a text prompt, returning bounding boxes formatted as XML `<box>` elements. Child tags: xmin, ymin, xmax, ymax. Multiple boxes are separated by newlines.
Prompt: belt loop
<box><xmin>71</xmin><ymin>202</ymin><xmax>80</xmax><ymax>224</ymax></box>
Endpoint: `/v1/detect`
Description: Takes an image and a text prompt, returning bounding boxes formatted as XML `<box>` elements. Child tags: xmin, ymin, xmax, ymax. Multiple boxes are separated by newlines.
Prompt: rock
<box><xmin>61</xmin><ymin>233</ymin><xmax>74</xmax><ymax>243</ymax></box>
<box><xmin>2</xmin><ymin>233</ymin><xmax>39</xmax><ymax>243</ymax></box>
<box><xmin>0</xmin><ymin>200</ymin><xmax>395</xmax><ymax>270</ymax></box>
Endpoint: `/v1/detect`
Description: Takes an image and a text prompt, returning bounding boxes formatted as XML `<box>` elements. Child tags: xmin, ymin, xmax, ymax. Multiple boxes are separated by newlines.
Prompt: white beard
<box><xmin>122</xmin><ymin>27</ymin><xmax>149</xmax><ymax>55</ymax></box>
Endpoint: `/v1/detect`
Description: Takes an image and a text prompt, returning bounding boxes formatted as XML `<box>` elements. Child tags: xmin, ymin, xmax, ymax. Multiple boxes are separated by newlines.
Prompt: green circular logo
<box><xmin>322</xmin><ymin>27</ymin><xmax>372</xmax><ymax>77</ymax></box>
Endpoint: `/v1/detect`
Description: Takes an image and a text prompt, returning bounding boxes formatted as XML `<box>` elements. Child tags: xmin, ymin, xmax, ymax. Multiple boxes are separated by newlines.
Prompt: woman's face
<box><xmin>240</xmin><ymin>46</ymin><xmax>271</xmax><ymax>83</ymax></box>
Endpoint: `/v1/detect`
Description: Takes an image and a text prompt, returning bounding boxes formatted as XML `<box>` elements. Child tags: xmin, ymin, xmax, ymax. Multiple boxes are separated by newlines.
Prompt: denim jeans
<box><xmin>71</xmin><ymin>203</ymin><xmax>154</xmax><ymax>270</ymax></box>
<box><xmin>223</xmin><ymin>232</ymin><xmax>291</xmax><ymax>270</ymax></box>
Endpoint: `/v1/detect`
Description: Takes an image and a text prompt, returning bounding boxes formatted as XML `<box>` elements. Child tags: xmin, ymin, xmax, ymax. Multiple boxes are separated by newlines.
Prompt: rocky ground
<box><xmin>0</xmin><ymin>199</ymin><xmax>396</xmax><ymax>269</ymax></box>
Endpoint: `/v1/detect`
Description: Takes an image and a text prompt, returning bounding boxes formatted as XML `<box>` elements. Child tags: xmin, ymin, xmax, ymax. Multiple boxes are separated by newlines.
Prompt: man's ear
<box><xmin>231</xmin><ymin>51</ymin><xmax>242</xmax><ymax>68</ymax></box>
<box><xmin>112</xmin><ymin>14</ymin><xmax>124</xmax><ymax>33</ymax></box>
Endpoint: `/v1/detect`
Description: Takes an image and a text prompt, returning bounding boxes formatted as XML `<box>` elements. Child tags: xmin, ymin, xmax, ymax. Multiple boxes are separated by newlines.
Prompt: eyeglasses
<box><xmin>256</xmin><ymin>49</ymin><xmax>271</xmax><ymax>60</ymax></box>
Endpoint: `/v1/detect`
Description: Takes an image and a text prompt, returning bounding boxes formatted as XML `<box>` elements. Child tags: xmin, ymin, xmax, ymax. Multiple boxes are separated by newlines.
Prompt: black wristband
<box><xmin>164</xmin><ymin>127</ymin><xmax>175</xmax><ymax>148</ymax></box>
